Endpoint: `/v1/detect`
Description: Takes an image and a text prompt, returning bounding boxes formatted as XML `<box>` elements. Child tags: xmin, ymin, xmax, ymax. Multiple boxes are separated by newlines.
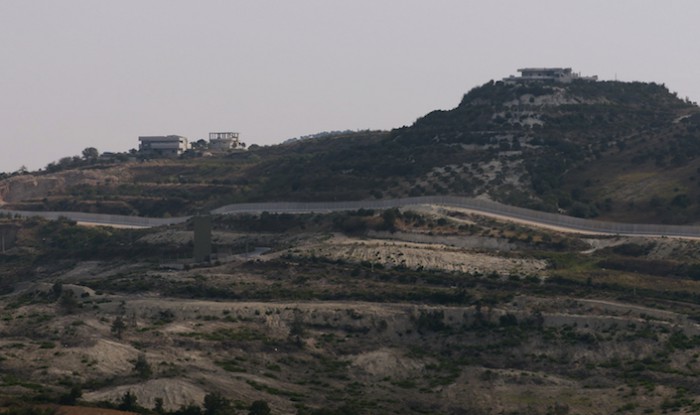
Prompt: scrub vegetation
<box><xmin>3</xmin><ymin>80</ymin><xmax>700</xmax><ymax>224</ymax></box>
<box><xmin>3</xmin><ymin>78</ymin><xmax>700</xmax><ymax>413</ymax></box>
<box><xmin>0</xmin><ymin>207</ymin><xmax>700</xmax><ymax>414</ymax></box>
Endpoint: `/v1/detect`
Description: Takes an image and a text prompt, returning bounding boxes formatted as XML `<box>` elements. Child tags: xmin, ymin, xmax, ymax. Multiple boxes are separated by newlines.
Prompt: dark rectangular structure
<box><xmin>193</xmin><ymin>216</ymin><xmax>212</xmax><ymax>263</ymax></box>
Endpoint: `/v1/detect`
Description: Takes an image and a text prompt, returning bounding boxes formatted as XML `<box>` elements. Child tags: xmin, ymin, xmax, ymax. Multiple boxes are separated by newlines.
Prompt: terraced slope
<box><xmin>3</xmin><ymin>79</ymin><xmax>700</xmax><ymax>224</ymax></box>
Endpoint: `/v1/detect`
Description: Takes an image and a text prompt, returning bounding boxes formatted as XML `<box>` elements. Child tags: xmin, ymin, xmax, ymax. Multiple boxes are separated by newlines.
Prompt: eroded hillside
<box><xmin>3</xmin><ymin>208</ymin><xmax>700</xmax><ymax>414</ymax></box>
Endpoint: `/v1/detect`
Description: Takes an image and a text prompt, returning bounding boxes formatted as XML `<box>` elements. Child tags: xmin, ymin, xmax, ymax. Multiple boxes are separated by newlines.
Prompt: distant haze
<box><xmin>2</xmin><ymin>0</ymin><xmax>699</xmax><ymax>171</ymax></box>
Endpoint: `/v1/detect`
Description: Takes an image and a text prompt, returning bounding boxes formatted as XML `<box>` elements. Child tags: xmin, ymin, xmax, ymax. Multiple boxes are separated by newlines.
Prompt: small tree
<box><xmin>59</xmin><ymin>384</ymin><xmax>82</xmax><ymax>405</ymax></box>
<box><xmin>289</xmin><ymin>312</ymin><xmax>305</xmax><ymax>337</ymax></box>
<box><xmin>118</xmin><ymin>390</ymin><xmax>138</xmax><ymax>411</ymax></box>
<box><xmin>52</xmin><ymin>282</ymin><xmax>63</xmax><ymax>300</ymax></box>
<box><xmin>111</xmin><ymin>316</ymin><xmax>126</xmax><ymax>339</ymax></box>
<box><xmin>133</xmin><ymin>353</ymin><xmax>152</xmax><ymax>379</ymax></box>
<box><xmin>192</xmin><ymin>139</ymin><xmax>208</xmax><ymax>150</ymax></box>
<box><xmin>154</xmin><ymin>397</ymin><xmax>165</xmax><ymax>415</ymax></box>
<box><xmin>175</xmin><ymin>402</ymin><xmax>202</xmax><ymax>415</ymax></box>
<box><xmin>203</xmin><ymin>392</ymin><xmax>232</xmax><ymax>415</ymax></box>
<box><xmin>82</xmin><ymin>147</ymin><xmax>100</xmax><ymax>160</ymax></box>
<box><xmin>381</xmin><ymin>208</ymin><xmax>400</xmax><ymax>232</ymax></box>
<box><xmin>248</xmin><ymin>400</ymin><xmax>271</xmax><ymax>415</ymax></box>
<box><xmin>58</xmin><ymin>156</ymin><xmax>74</xmax><ymax>169</ymax></box>
<box><xmin>59</xmin><ymin>290</ymin><xmax>79</xmax><ymax>314</ymax></box>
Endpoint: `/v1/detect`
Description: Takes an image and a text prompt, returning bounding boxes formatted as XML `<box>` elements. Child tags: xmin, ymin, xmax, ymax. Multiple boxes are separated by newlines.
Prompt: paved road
<box><xmin>3</xmin><ymin>195</ymin><xmax>700</xmax><ymax>238</ymax></box>
<box><xmin>212</xmin><ymin>196</ymin><xmax>700</xmax><ymax>238</ymax></box>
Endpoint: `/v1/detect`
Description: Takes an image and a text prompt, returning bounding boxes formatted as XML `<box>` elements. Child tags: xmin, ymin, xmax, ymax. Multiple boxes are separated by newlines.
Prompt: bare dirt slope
<box><xmin>4</xmin><ymin>208</ymin><xmax>700</xmax><ymax>414</ymax></box>
<box><xmin>288</xmin><ymin>234</ymin><xmax>547</xmax><ymax>275</ymax></box>
<box><xmin>0</xmin><ymin>167</ymin><xmax>132</xmax><ymax>205</ymax></box>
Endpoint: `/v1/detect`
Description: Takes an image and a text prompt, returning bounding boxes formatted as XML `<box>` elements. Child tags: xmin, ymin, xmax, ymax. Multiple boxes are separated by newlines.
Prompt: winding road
<box><xmin>3</xmin><ymin>195</ymin><xmax>700</xmax><ymax>238</ymax></box>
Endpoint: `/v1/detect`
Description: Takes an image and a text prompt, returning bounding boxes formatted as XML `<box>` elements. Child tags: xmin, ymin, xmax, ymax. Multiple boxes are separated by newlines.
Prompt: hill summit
<box><xmin>392</xmin><ymin>77</ymin><xmax>700</xmax><ymax>221</ymax></box>
<box><xmin>3</xmin><ymin>76</ymin><xmax>700</xmax><ymax>223</ymax></box>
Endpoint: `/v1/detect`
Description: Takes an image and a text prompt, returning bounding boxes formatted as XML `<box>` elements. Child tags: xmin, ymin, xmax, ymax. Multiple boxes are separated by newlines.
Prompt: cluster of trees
<box><xmin>44</xmin><ymin>147</ymin><xmax>101</xmax><ymax>173</ymax></box>
<box><xmin>459</xmin><ymin>80</ymin><xmax>552</xmax><ymax>107</ymax></box>
<box><xmin>38</xmin><ymin>146</ymin><xmax>147</xmax><ymax>174</ymax></box>
<box><xmin>35</xmin><ymin>217</ymin><xmax>145</xmax><ymax>259</ymax></box>
<box><xmin>598</xmin><ymin>257</ymin><xmax>700</xmax><ymax>280</ymax></box>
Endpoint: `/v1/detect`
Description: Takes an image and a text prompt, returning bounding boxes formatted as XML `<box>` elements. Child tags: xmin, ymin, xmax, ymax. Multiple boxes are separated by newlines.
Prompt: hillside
<box><xmin>398</xmin><ymin>80</ymin><xmax>700</xmax><ymax>218</ymax></box>
<box><xmin>7</xmin><ymin>77</ymin><xmax>700</xmax><ymax>412</ymax></box>
<box><xmin>4</xmin><ymin>205</ymin><xmax>700</xmax><ymax>414</ymax></box>
<box><xmin>2</xmin><ymin>79</ymin><xmax>700</xmax><ymax>224</ymax></box>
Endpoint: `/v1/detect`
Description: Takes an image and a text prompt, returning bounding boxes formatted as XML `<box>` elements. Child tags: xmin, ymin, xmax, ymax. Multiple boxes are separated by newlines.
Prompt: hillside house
<box><xmin>138</xmin><ymin>135</ymin><xmax>190</xmax><ymax>156</ymax></box>
<box><xmin>208</xmin><ymin>132</ymin><xmax>241</xmax><ymax>151</ymax></box>
<box><xmin>503</xmin><ymin>67</ymin><xmax>597</xmax><ymax>83</ymax></box>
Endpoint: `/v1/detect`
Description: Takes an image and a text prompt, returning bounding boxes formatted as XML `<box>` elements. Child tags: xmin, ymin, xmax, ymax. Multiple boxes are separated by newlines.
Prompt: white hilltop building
<box><xmin>503</xmin><ymin>67</ymin><xmax>598</xmax><ymax>84</ymax></box>
<box><xmin>208</xmin><ymin>132</ymin><xmax>241</xmax><ymax>151</ymax></box>
<box><xmin>138</xmin><ymin>135</ymin><xmax>190</xmax><ymax>156</ymax></box>
<box><xmin>138</xmin><ymin>131</ymin><xmax>246</xmax><ymax>157</ymax></box>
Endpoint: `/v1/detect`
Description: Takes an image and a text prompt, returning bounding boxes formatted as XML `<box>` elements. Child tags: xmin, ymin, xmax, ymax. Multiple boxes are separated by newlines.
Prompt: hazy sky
<box><xmin>2</xmin><ymin>1</ymin><xmax>699</xmax><ymax>171</ymax></box>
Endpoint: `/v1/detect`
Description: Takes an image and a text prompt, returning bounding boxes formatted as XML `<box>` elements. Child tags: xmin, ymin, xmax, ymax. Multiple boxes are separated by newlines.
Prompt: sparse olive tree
<box><xmin>82</xmin><ymin>147</ymin><xmax>100</xmax><ymax>161</ymax></box>
<box><xmin>58</xmin><ymin>384</ymin><xmax>82</xmax><ymax>405</ymax></box>
<box><xmin>248</xmin><ymin>400</ymin><xmax>271</xmax><ymax>415</ymax></box>
<box><xmin>203</xmin><ymin>392</ymin><xmax>233</xmax><ymax>415</ymax></box>
<box><xmin>154</xmin><ymin>397</ymin><xmax>165</xmax><ymax>415</ymax></box>
<box><xmin>118</xmin><ymin>390</ymin><xmax>138</xmax><ymax>411</ymax></box>
<box><xmin>52</xmin><ymin>282</ymin><xmax>63</xmax><ymax>300</ymax></box>
<box><xmin>58</xmin><ymin>290</ymin><xmax>79</xmax><ymax>314</ymax></box>
<box><xmin>111</xmin><ymin>316</ymin><xmax>126</xmax><ymax>339</ymax></box>
<box><xmin>133</xmin><ymin>353</ymin><xmax>152</xmax><ymax>379</ymax></box>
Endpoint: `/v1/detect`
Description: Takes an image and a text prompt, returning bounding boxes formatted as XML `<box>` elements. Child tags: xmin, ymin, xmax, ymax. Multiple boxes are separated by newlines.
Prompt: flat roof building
<box><xmin>208</xmin><ymin>132</ymin><xmax>240</xmax><ymax>151</ymax></box>
<box><xmin>138</xmin><ymin>135</ymin><xmax>189</xmax><ymax>156</ymax></box>
<box><xmin>503</xmin><ymin>67</ymin><xmax>597</xmax><ymax>83</ymax></box>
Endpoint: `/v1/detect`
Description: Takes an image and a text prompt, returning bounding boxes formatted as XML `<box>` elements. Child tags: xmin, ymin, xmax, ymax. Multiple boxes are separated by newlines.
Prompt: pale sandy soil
<box><xmin>291</xmin><ymin>234</ymin><xmax>546</xmax><ymax>275</ymax></box>
<box><xmin>70</xmin><ymin>298</ymin><xmax>443</xmax><ymax>411</ymax></box>
<box><xmin>1</xmin><ymin>286</ymin><xmax>697</xmax><ymax>413</ymax></box>
<box><xmin>0</xmin><ymin>166</ymin><xmax>132</xmax><ymax>204</ymax></box>
<box><xmin>82</xmin><ymin>379</ymin><xmax>207</xmax><ymax>411</ymax></box>
<box><xmin>349</xmin><ymin>348</ymin><xmax>425</xmax><ymax>378</ymax></box>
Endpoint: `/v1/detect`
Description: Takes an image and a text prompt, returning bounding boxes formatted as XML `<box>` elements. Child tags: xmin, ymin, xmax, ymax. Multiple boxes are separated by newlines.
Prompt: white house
<box><xmin>208</xmin><ymin>132</ymin><xmax>241</xmax><ymax>151</ymax></box>
<box><xmin>138</xmin><ymin>135</ymin><xmax>190</xmax><ymax>156</ymax></box>
<box><xmin>503</xmin><ymin>67</ymin><xmax>598</xmax><ymax>83</ymax></box>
